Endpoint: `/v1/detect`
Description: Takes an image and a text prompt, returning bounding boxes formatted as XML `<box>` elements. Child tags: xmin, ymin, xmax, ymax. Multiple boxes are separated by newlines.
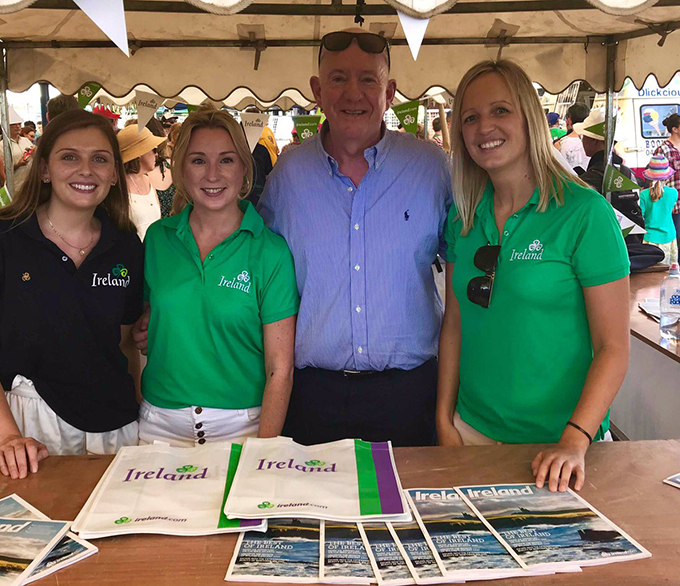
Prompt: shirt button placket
<box><xmin>349</xmin><ymin>181</ymin><xmax>368</xmax><ymax>370</ymax></box>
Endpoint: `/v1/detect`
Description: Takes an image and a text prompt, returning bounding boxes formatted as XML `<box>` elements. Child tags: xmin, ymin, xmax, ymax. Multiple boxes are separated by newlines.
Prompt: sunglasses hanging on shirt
<box><xmin>318</xmin><ymin>31</ymin><xmax>391</xmax><ymax>69</ymax></box>
<box><xmin>467</xmin><ymin>244</ymin><xmax>501</xmax><ymax>308</ymax></box>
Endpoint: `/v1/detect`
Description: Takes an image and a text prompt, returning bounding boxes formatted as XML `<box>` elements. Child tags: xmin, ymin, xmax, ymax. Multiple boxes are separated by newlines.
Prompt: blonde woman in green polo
<box><xmin>139</xmin><ymin>107</ymin><xmax>299</xmax><ymax>446</ymax></box>
<box><xmin>436</xmin><ymin>61</ymin><xmax>630</xmax><ymax>492</ymax></box>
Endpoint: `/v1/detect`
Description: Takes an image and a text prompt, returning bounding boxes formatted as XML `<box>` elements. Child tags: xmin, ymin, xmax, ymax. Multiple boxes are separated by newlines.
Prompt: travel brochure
<box><xmin>72</xmin><ymin>442</ymin><xmax>266</xmax><ymax>538</ymax></box>
<box><xmin>0</xmin><ymin>494</ymin><xmax>97</xmax><ymax>583</ymax></box>
<box><xmin>226</xmin><ymin>486</ymin><xmax>649</xmax><ymax>583</ymax></box>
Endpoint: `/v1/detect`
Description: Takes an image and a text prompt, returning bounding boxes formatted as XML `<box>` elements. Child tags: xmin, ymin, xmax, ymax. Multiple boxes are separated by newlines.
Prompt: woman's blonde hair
<box><xmin>171</xmin><ymin>106</ymin><xmax>253</xmax><ymax>215</ymax></box>
<box><xmin>451</xmin><ymin>59</ymin><xmax>587</xmax><ymax>236</ymax></box>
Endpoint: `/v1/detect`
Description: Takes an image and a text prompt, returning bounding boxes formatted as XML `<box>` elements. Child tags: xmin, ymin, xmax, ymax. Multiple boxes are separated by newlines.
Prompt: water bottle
<box><xmin>660</xmin><ymin>263</ymin><xmax>680</xmax><ymax>340</ymax></box>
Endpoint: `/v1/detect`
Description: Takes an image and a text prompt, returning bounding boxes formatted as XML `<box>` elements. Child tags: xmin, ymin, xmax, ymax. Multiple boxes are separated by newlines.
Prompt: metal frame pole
<box><xmin>0</xmin><ymin>47</ymin><xmax>14</xmax><ymax>196</ymax></box>
<box><xmin>604</xmin><ymin>40</ymin><xmax>617</xmax><ymax>203</ymax></box>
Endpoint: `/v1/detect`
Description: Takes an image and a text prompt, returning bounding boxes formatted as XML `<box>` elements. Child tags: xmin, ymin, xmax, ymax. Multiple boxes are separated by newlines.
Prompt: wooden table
<box><xmin>611</xmin><ymin>272</ymin><xmax>680</xmax><ymax>440</ymax></box>
<box><xmin>1</xmin><ymin>441</ymin><xmax>679</xmax><ymax>585</ymax></box>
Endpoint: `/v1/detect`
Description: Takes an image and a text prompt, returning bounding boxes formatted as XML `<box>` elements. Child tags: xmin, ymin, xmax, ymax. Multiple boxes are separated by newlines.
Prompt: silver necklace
<box><xmin>46</xmin><ymin>213</ymin><xmax>94</xmax><ymax>257</ymax></box>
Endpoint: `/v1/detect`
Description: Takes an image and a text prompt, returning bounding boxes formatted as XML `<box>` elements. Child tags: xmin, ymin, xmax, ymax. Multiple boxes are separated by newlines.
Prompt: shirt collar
<box><xmin>169</xmin><ymin>199</ymin><xmax>264</xmax><ymax>239</ymax></box>
<box><xmin>316</xmin><ymin>120</ymin><xmax>393</xmax><ymax>174</ymax></box>
<box><xmin>477</xmin><ymin>180</ymin><xmax>541</xmax><ymax>217</ymax></box>
<box><xmin>19</xmin><ymin>205</ymin><xmax>119</xmax><ymax>247</ymax></box>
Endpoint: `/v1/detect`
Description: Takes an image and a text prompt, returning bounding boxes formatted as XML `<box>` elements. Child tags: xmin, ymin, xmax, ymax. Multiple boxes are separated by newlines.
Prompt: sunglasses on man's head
<box><xmin>318</xmin><ymin>31</ymin><xmax>391</xmax><ymax>69</ymax></box>
<box><xmin>467</xmin><ymin>244</ymin><xmax>501</xmax><ymax>308</ymax></box>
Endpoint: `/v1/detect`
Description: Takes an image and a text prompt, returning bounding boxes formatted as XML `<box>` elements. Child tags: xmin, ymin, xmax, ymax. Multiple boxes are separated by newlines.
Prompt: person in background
<box><xmin>559</xmin><ymin>103</ymin><xmax>590</xmax><ymax>173</ymax></box>
<box><xmin>280</xmin><ymin>130</ymin><xmax>301</xmax><ymax>155</ymax></box>
<box><xmin>639</xmin><ymin>154</ymin><xmax>678</xmax><ymax>264</ymax></box>
<box><xmin>438</xmin><ymin>60</ymin><xmax>629</xmax><ymax>493</ymax></box>
<box><xmin>167</xmin><ymin>122</ymin><xmax>182</xmax><ymax>156</ymax></box>
<box><xmin>139</xmin><ymin>107</ymin><xmax>298</xmax><ymax>446</ymax></box>
<box><xmin>46</xmin><ymin>94</ymin><xmax>78</xmax><ymax>123</ymax></box>
<box><xmin>653</xmin><ymin>113</ymin><xmax>680</xmax><ymax>255</ymax></box>
<box><xmin>146</xmin><ymin>117</ymin><xmax>175</xmax><ymax>218</ymax></box>
<box><xmin>431</xmin><ymin>116</ymin><xmax>444</xmax><ymax>147</ymax></box>
<box><xmin>547</xmin><ymin>112</ymin><xmax>566</xmax><ymax>144</ymax></box>
<box><xmin>117</xmin><ymin>125</ymin><xmax>166</xmax><ymax>240</ymax></box>
<box><xmin>0</xmin><ymin>110</ymin><xmax>143</xmax><ymax>478</ymax></box>
<box><xmin>92</xmin><ymin>105</ymin><xmax>121</xmax><ymax>131</ymax></box>
<box><xmin>20</xmin><ymin>126</ymin><xmax>36</xmax><ymax>144</ymax></box>
<box><xmin>162</xmin><ymin>111</ymin><xmax>179</xmax><ymax>135</ymax></box>
<box><xmin>249</xmin><ymin>141</ymin><xmax>273</xmax><ymax>208</ymax></box>
<box><xmin>0</xmin><ymin>107</ymin><xmax>34</xmax><ymax>189</ymax></box>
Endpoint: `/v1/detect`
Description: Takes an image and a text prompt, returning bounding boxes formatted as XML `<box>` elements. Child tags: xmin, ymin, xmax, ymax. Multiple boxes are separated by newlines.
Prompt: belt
<box><xmin>342</xmin><ymin>369</ymin><xmax>378</xmax><ymax>378</ymax></box>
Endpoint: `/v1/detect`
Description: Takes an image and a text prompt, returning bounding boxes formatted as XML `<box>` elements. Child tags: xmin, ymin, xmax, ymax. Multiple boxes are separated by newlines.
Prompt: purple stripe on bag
<box><xmin>240</xmin><ymin>519</ymin><xmax>263</xmax><ymax>528</ymax></box>
<box><xmin>370</xmin><ymin>442</ymin><xmax>403</xmax><ymax>514</ymax></box>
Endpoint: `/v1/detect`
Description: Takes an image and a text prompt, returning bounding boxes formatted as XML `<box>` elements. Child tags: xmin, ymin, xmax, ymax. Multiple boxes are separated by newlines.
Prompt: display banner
<box><xmin>392</xmin><ymin>101</ymin><xmax>419</xmax><ymax>134</ymax></box>
<box><xmin>78</xmin><ymin>83</ymin><xmax>102</xmax><ymax>108</ymax></box>
<box><xmin>135</xmin><ymin>90</ymin><xmax>162</xmax><ymax>132</ymax></box>
<box><xmin>293</xmin><ymin>116</ymin><xmax>321</xmax><ymax>142</ymax></box>
<box><xmin>240</xmin><ymin>112</ymin><xmax>269</xmax><ymax>152</ymax></box>
<box><xmin>74</xmin><ymin>0</ymin><xmax>129</xmax><ymax>56</ymax></box>
<box><xmin>72</xmin><ymin>443</ymin><xmax>266</xmax><ymax>538</ymax></box>
<box><xmin>224</xmin><ymin>437</ymin><xmax>411</xmax><ymax>523</ymax></box>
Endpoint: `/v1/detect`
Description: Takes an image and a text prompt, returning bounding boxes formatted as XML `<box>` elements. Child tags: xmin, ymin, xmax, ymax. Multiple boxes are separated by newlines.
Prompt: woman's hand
<box><xmin>0</xmin><ymin>434</ymin><xmax>48</xmax><ymax>479</ymax></box>
<box><xmin>437</xmin><ymin>418</ymin><xmax>464</xmax><ymax>447</ymax></box>
<box><xmin>531</xmin><ymin>434</ymin><xmax>589</xmax><ymax>492</ymax></box>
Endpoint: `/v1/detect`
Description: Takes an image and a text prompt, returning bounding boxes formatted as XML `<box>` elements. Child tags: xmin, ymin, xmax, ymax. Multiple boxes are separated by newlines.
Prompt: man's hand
<box><xmin>0</xmin><ymin>435</ymin><xmax>48</xmax><ymax>479</ymax></box>
<box><xmin>132</xmin><ymin>306</ymin><xmax>150</xmax><ymax>355</ymax></box>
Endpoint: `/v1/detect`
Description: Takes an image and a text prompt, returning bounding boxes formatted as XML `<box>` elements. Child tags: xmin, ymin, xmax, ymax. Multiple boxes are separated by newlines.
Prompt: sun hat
<box><xmin>643</xmin><ymin>154</ymin><xmax>675</xmax><ymax>181</ymax></box>
<box><xmin>573</xmin><ymin>108</ymin><xmax>607</xmax><ymax>141</ymax></box>
<box><xmin>117</xmin><ymin>125</ymin><xmax>167</xmax><ymax>163</ymax></box>
<box><xmin>92</xmin><ymin>104</ymin><xmax>120</xmax><ymax>120</ymax></box>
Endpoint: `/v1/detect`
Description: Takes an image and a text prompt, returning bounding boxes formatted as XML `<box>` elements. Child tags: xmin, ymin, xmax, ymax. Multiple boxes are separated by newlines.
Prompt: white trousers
<box><xmin>137</xmin><ymin>399</ymin><xmax>260</xmax><ymax>447</ymax></box>
<box><xmin>453</xmin><ymin>412</ymin><xmax>612</xmax><ymax>445</ymax></box>
<box><xmin>6</xmin><ymin>375</ymin><xmax>138</xmax><ymax>456</ymax></box>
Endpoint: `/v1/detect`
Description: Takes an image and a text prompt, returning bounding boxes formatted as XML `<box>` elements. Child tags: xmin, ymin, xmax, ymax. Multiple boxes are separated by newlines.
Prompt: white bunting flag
<box><xmin>135</xmin><ymin>90</ymin><xmax>162</xmax><ymax>132</ymax></box>
<box><xmin>397</xmin><ymin>11</ymin><xmax>430</xmax><ymax>61</ymax></box>
<box><xmin>240</xmin><ymin>112</ymin><xmax>269</xmax><ymax>153</ymax></box>
<box><xmin>74</xmin><ymin>0</ymin><xmax>129</xmax><ymax>57</ymax></box>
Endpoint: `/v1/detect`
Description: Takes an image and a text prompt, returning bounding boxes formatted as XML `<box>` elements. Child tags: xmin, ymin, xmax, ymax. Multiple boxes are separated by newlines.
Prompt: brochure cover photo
<box><xmin>321</xmin><ymin>521</ymin><xmax>373</xmax><ymax>584</ymax></box>
<box><xmin>359</xmin><ymin>522</ymin><xmax>414</xmax><ymax>585</ymax></box>
<box><xmin>73</xmin><ymin>443</ymin><xmax>265</xmax><ymax>538</ymax></box>
<box><xmin>225</xmin><ymin>437</ymin><xmax>410</xmax><ymax>522</ymax></box>
<box><xmin>226</xmin><ymin>518</ymin><xmax>320</xmax><ymax>582</ymax></box>
<box><xmin>0</xmin><ymin>495</ymin><xmax>97</xmax><ymax>583</ymax></box>
<box><xmin>456</xmin><ymin>484</ymin><xmax>650</xmax><ymax>570</ymax></box>
<box><xmin>0</xmin><ymin>517</ymin><xmax>70</xmax><ymax>586</ymax></box>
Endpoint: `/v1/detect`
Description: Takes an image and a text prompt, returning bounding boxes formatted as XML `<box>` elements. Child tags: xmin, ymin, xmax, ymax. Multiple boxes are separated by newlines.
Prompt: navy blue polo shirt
<box><xmin>0</xmin><ymin>208</ymin><xmax>144</xmax><ymax>432</ymax></box>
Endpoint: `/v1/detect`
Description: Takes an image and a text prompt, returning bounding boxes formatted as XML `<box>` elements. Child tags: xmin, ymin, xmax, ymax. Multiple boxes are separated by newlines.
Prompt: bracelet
<box><xmin>566</xmin><ymin>421</ymin><xmax>593</xmax><ymax>444</ymax></box>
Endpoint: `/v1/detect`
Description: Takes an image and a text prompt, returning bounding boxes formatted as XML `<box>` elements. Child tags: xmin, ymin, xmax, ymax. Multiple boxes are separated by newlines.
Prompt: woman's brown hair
<box><xmin>0</xmin><ymin>109</ymin><xmax>135</xmax><ymax>232</ymax></box>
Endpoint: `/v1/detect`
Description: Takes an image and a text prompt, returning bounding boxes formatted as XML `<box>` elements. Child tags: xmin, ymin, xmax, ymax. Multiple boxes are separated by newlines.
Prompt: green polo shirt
<box><xmin>142</xmin><ymin>200</ymin><xmax>299</xmax><ymax>409</ymax></box>
<box><xmin>445</xmin><ymin>180</ymin><xmax>629</xmax><ymax>443</ymax></box>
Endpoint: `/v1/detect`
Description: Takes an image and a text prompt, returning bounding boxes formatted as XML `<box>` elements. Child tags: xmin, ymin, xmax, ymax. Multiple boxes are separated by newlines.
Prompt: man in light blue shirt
<box><xmin>258</xmin><ymin>28</ymin><xmax>452</xmax><ymax>446</ymax></box>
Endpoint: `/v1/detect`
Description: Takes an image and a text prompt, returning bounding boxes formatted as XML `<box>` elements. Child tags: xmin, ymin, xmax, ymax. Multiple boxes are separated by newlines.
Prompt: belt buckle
<box><xmin>342</xmin><ymin>369</ymin><xmax>371</xmax><ymax>378</ymax></box>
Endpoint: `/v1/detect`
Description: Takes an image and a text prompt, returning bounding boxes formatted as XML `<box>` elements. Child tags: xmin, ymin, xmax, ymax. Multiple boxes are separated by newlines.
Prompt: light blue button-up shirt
<box><xmin>258</xmin><ymin>126</ymin><xmax>452</xmax><ymax>371</ymax></box>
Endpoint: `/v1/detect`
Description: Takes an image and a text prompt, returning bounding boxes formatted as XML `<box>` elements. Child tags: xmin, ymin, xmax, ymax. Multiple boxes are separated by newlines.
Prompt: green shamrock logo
<box><xmin>115</xmin><ymin>517</ymin><xmax>132</xmax><ymax>525</ymax></box>
<box><xmin>112</xmin><ymin>263</ymin><xmax>128</xmax><ymax>277</ymax></box>
<box><xmin>258</xmin><ymin>501</ymin><xmax>274</xmax><ymax>509</ymax></box>
<box><xmin>305</xmin><ymin>460</ymin><xmax>325</xmax><ymax>467</ymax></box>
<box><xmin>176</xmin><ymin>465</ymin><xmax>198</xmax><ymax>473</ymax></box>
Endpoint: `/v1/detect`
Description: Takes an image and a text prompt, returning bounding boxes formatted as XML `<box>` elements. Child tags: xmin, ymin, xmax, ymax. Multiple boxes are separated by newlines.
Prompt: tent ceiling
<box><xmin>1</xmin><ymin>0</ymin><xmax>680</xmax><ymax>100</ymax></box>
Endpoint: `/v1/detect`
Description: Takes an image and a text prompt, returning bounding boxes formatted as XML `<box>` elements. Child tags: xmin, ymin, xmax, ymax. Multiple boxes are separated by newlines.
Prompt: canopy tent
<box><xmin>0</xmin><ymin>0</ymin><xmax>680</xmax><ymax>102</ymax></box>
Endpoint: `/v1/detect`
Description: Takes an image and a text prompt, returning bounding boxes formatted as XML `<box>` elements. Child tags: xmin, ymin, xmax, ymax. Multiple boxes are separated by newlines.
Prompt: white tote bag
<box><xmin>72</xmin><ymin>443</ymin><xmax>266</xmax><ymax>538</ymax></box>
<box><xmin>224</xmin><ymin>437</ymin><xmax>411</xmax><ymax>523</ymax></box>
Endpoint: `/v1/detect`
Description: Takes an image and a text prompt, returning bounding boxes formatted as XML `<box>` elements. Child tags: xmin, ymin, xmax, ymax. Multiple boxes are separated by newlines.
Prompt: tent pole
<box><xmin>604</xmin><ymin>40</ymin><xmax>617</xmax><ymax>203</ymax></box>
<box><xmin>0</xmin><ymin>47</ymin><xmax>14</xmax><ymax>196</ymax></box>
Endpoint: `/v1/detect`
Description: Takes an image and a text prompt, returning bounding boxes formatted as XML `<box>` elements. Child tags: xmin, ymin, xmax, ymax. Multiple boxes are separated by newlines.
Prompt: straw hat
<box><xmin>643</xmin><ymin>154</ymin><xmax>675</xmax><ymax>181</ymax></box>
<box><xmin>117</xmin><ymin>125</ymin><xmax>167</xmax><ymax>163</ymax></box>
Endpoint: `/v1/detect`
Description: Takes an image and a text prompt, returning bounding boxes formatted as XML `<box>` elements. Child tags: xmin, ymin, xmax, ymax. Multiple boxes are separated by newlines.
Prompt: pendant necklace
<box><xmin>46</xmin><ymin>213</ymin><xmax>94</xmax><ymax>257</ymax></box>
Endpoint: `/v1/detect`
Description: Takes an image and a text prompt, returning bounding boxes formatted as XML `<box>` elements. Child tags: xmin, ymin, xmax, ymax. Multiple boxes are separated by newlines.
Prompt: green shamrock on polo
<box><xmin>258</xmin><ymin>501</ymin><xmax>274</xmax><ymax>509</ymax></box>
<box><xmin>112</xmin><ymin>264</ymin><xmax>128</xmax><ymax>277</ymax></box>
<box><xmin>176</xmin><ymin>465</ymin><xmax>198</xmax><ymax>473</ymax></box>
<box><xmin>115</xmin><ymin>517</ymin><xmax>132</xmax><ymax>524</ymax></box>
<box><xmin>305</xmin><ymin>460</ymin><xmax>325</xmax><ymax>467</ymax></box>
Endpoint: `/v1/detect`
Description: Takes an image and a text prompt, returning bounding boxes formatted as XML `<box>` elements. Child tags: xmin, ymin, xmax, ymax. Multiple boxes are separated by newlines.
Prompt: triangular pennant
<box><xmin>584</xmin><ymin>121</ymin><xmax>606</xmax><ymax>140</ymax></box>
<box><xmin>135</xmin><ymin>90</ymin><xmax>162</xmax><ymax>132</ymax></box>
<box><xmin>397</xmin><ymin>11</ymin><xmax>430</xmax><ymax>61</ymax></box>
<box><xmin>6</xmin><ymin>104</ymin><xmax>22</xmax><ymax>125</ymax></box>
<box><xmin>78</xmin><ymin>82</ymin><xmax>102</xmax><ymax>108</ymax></box>
<box><xmin>613</xmin><ymin>208</ymin><xmax>646</xmax><ymax>236</ymax></box>
<box><xmin>240</xmin><ymin>112</ymin><xmax>269</xmax><ymax>153</ymax></box>
<box><xmin>392</xmin><ymin>100</ymin><xmax>419</xmax><ymax>134</ymax></box>
<box><xmin>0</xmin><ymin>185</ymin><xmax>11</xmax><ymax>207</ymax></box>
<box><xmin>293</xmin><ymin>116</ymin><xmax>322</xmax><ymax>142</ymax></box>
<box><xmin>604</xmin><ymin>164</ymin><xmax>640</xmax><ymax>193</ymax></box>
<box><xmin>73</xmin><ymin>0</ymin><xmax>129</xmax><ymax>57</ymax></box>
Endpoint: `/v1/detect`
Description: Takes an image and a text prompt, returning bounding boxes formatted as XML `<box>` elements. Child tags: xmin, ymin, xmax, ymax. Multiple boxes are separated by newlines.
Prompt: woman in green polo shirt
<box><xmin>436</xmin><ymin>60</ymin><xmax>630</xmax><ymax>492</ymax></box>
<box><xmin>139</xmin><ymin>107</ymin><xmax>299</xmax><ymax>446</ymax></box>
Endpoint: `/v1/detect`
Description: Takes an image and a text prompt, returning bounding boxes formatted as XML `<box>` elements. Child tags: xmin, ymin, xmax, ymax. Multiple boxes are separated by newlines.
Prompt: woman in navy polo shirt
<box><xmin>0</xmin><ymin>110</ymin><xmax>143</xmax><ymax>478</ymax></box>
<box><xmin>436</xmin><ymin>61</ymin><xmax>630</xmax><ymax>492</ymax></box>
